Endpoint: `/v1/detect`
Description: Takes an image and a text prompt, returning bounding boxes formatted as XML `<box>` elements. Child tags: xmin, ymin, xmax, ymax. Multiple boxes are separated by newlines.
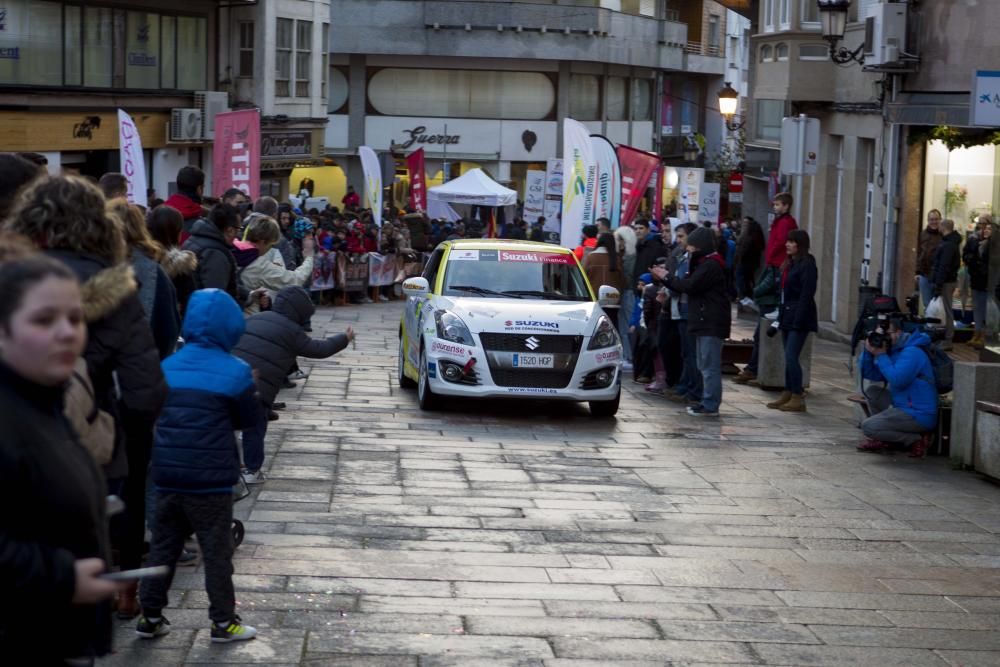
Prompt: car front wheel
<box><xmin>589</xmin><ymin>389</ymin><xmax>620</xmax><ymax>418</ymax></box>
<box><xmin>417</xmin><ymin>345</ymin><xmax>439</xmax><ymax>410</ymax></box>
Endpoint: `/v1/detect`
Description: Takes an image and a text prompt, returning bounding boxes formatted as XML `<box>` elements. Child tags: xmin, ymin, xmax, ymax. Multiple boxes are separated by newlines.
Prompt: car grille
<box><xmin>479</xmin><ymin>333</ymin><xmax>582</xmax><ymax>388</ymax></box>
<box><xmin>478</xmin><ymin>333</ymin><xmax>583</xmax><ymax>354</ymax></box>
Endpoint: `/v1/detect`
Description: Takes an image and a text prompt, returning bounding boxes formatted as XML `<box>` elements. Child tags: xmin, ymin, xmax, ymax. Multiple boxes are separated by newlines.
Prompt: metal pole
<box><xmin>793</xmin><ymin>113</ymin><xmax>806</xmax><ymax>216</ymax></box>
<box><xmin>443</xmin><ymin>123</ymin><xmax>448</xmax><ymax>182</ymax></box>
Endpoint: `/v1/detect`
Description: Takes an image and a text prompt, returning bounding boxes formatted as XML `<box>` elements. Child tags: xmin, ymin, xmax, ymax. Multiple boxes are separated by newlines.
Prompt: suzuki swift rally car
<box><xmin>398</xmin><ymin>239</ymin><xmax>623</xmax><ymax>416</ymax></box>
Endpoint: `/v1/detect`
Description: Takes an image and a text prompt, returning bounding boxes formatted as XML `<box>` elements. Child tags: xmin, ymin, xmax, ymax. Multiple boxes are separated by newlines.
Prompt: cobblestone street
<box><xmin>101</xmin><ymin>302</ymin><xmax>1000</xmax><ymax>666</ymax></box>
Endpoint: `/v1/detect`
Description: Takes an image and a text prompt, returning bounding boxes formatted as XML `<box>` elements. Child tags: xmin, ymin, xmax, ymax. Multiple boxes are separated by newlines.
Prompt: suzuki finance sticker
<box><xmin>498</xmin><ymin>251</ymin><xmax>573</xmax><ymax>265</ymax></box>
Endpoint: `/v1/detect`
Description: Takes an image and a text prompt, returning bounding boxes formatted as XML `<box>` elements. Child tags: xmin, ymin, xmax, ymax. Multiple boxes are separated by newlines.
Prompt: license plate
<box><xmin>512</xmin><ymin>353</ymin><xmax>554</xmax><ymax>368</ymax></box>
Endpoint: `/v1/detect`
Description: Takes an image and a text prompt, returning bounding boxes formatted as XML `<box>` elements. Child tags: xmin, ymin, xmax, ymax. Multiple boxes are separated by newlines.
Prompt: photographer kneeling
<box><xmin>858</xmin><ymin>318</ymin><xmax>938</xmax><ymax>458</ymax></box>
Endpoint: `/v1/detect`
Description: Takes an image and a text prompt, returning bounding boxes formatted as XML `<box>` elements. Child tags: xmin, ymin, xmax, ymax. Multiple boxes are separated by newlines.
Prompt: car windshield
<box><xmin>442</xmin><ymin>248</ymin><xmax>591</xmax><ymax>301</ymax></box>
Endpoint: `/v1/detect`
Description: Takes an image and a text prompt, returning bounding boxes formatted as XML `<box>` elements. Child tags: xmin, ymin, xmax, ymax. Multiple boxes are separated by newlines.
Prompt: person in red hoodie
<box><xmin>163</xmin><ymin>166</ymin><xmax>207</xmax><ymax>244</ymax></box>
<box><xmin>764</xmin><ymin>192</ymin><xmax>798</xmax><ymax>268</ymax></box>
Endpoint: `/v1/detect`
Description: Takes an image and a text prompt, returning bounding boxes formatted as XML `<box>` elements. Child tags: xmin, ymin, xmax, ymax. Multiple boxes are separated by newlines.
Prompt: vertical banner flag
<box><xmin>212</xmin><ymin>109</ymin><xmax>260</xmax><ymax>200</ymax></box>
<box><xmin>678</xmin><ymin>167</ymin><xmax>705</xmax><ymax>224</ymax></box>
<box><xmin>406</xmin><ymin>148</ymin><xmax>427</xmax><ymax>212</ymax></box>
<box><xmin>523</xmin><ymin>169</ymin><xmax>546</xmax><ymax>224</ymax></box>
<box><xmin>652</xmin><ymin>167</ymin><xmax>664</xmax><ymax>224</ymax></box>
<box><xmin>117</xmin><ymin>109</ymin><xmax>148</xmax><ymax>206</ymax></box>
<box><xmin>359</xmin><ymin>146</ymin><xmax>383</xmax><ymax>227</ymax></box>
<box><xmin>699</xmin><ymin>182</ymin><xmax>721</xmax><ymax>226</ymax></box>
<box><xmin>543</xmin><ymin>158</ymin><xmax>563</xmax><ymax>240</ymax></box>
<box><xmin>616</xmin><ymin>144</ymin><xmax>660</xmax><ymax>227</ymax></box>
<box><xmin>561</xmin><ymin>119</ymin><xmax>597</xmax><ymax>248</ymax></box>
<box><xmin>590</xmin><ymin>135</ymin><xmax>622</xmax><ymax>229</ymax></box>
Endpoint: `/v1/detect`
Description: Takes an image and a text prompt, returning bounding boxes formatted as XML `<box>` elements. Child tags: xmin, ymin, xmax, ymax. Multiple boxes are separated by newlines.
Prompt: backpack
<box><xmin>919</xmin><ymin>342</ymin><xmax>953</xmax><ymax>395</ymax></box>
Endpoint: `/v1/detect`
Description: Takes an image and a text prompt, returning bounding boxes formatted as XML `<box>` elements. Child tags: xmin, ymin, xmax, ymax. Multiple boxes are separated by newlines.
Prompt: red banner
<box><xmin>212</xmin><ymin>109</ymin><xmax>260</xmax><ymax>200</ymax></box>
<box><xmin>407</xmin><ymin>148</ymin><xmax>426</xmax><ymax>212</ymax></box>
<box><xmin>616</xmin><ymin>145</ymin><xmax>660</xmax><ymax>227</ymax></box>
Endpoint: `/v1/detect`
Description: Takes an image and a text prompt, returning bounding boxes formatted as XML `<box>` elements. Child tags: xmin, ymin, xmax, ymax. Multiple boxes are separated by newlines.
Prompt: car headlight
<box><xmin>588</xmin><ymin>315</ymin><xmax>620</xmax><ymax>350</ymax></box>
<box><xmin>434</xmin><ymin>310</ymin><xmax>475</xmax><ymax>346</ymax></box>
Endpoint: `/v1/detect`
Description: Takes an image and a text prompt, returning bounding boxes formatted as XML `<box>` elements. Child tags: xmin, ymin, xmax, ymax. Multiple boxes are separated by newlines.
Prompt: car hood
<box><xmin>436</xmin><ymin>296</ymin><xmax>602</xmax><ymax>336</ymax></box>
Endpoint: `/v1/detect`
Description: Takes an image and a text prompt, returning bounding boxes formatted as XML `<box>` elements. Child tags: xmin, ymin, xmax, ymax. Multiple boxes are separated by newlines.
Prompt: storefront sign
<box><xmin>523</xmin><ymin>169</ymin><xmax>546</xmax><ymax>224</ymax></box>
<box><xmin>117</xmin><ymin>109</ymin><xmax>148</xmax><ymax>206</ymax></box>
<box><xmin>397</xmin><ymin>125</ymin><xmax>460</xmax><ymax>149</ymax></box>
<box><xmin>261</xmin><ymin>131</ymin><xmax>311</xmax><ymax>158</ymax></box>
<box><xmin>972</xmin><ymin>70</ymin><xmax>1000</xmax><ymax>127</ymax></box>
<box><xmin>213</xmin><ymin>109</ymin><xmax>260</xmax><ymax>199</ymax></box>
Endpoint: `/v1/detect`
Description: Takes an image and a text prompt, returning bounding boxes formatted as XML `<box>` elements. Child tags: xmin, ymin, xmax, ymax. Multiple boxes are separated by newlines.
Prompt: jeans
<box><xmin>240</xmin><ymin>399</ymin><xmax>269</xmax><ymax>473</ymax></box>
<box><xmin>140</xmin><ymin>492</ymin><xmax>235</xmax><ymax>624</ymax></box>
<box><xmin>973</xmin><ymin>289</ymin><xmax>989</xmax><ymax>331</ymax></box>
<box><xmin>782</xmin><ymin>329</ymin><xmax>809</xmax><ymax>395</ymax></box>
<box><xmin>918</xmin><ymin>274</ymin><xmax>934</xmax><ymax>310</ymax></box>
<box><xmin>861</xmin><ymin>386</ymin><xmax>927</xmax><ymax>446</ymax></box>
<box><xmin>696</xmin><ymin>336</ymin><xmax>724</xmax><ymax>412</ymax></box>
<box><xmin>673</xmin><ymin>322</ymin><xmax>699</xmax><ymax>398</ymax></box>
<box><xmin>618</xmin><ymin>289</ymin><xmax>635</xmax><ymax>362</ymax></box>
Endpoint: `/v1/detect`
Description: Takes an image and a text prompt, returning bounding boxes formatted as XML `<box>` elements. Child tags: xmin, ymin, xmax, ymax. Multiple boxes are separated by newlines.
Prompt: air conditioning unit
<box><xmin>194</xmin><ymin>91</ymin><xmax>229</xmax><ymax>140</ymax></box>
<box><xmin>169</xmin><ymin>108</ymin><xmax>202</xmax><ymax>142</ymax></box>
<box><xmin>863</xmin><ymin>1</ymin><xmax>908</xmax><ymax>67</ymax></box>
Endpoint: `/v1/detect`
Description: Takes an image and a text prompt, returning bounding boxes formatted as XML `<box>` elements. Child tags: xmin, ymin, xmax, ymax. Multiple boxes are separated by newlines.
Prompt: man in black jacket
<box><xmin>929</xmin><ymin>218</ymin><xmax>961</xmax><ymax>346</ymax></box>
<box><xmin>183</xmin><ymin>204</ymin><xmax>244</xmax><ymax>303</ymax></box>
<box><xmin>632</xmin><ymin>219</ymin><xmax>667</xmax><ymax>285</ymax></box>
<box><xmin>232</xmin><ymin>286</ymin><xmax>353</xmax><ymax>483</ymax></box>
<box><xmin>660</xmin><ymin>227</ymin><xmax>731</xmax><ymax>417</ymax></box>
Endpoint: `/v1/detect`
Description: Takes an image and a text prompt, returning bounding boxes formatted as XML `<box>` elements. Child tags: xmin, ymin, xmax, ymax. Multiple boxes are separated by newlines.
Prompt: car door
<box><xmin>405</xmin><ymin>247</ymin><xmax>445</xmax><ymax>366</ymax></box>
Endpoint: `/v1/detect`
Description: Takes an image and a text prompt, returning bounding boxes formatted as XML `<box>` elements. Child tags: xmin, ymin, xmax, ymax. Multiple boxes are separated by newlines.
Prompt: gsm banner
<box><xmin>359</xmin><ymin>146</ymin><xmax>383</xmax><ymax>228</ymax></box>
<box><xmin>212</xmin><ymin>109</ymin><xmax>260</xmax><ymax>200</ymax></box>
<box><xmin>590</xmin><ymin>134</ymin><xmax>621</xmax><ymax>229</ymax></box>
<box><xmin>117</xmin><ymin>109</ymin><xmax>148</xmax><ymax>206</ymax></box>
<box><xmin>406</xmin><ymin>148</ymin><xmax>427</xmax><ymax>212</ymax></box>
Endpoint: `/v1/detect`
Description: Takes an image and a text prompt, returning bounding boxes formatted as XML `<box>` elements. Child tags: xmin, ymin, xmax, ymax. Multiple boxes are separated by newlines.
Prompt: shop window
<box><xmin>238</xmin><ymin>22</ymin><xmax>254</xmax><ymax>78</ymax></box>
<box><xmin>177</xmin><ymin>16</ymin><xmax>207</xmax><ymax>90</ymax></box>
<box><xmin>275</xmin><ymin>18</ymin><xmax>292</xmax><ymax>97</ymax></box>
<box><xmin>126</xmin><ymin>11</ymin><xmax>160</xmax><ymax>89</ymax></box>
<box><xmin>64</xmin><ymin>4</ymin><xmax>82</xmax><ymax>86</ymax></box>
<box><xmin>328</xmin><ymin>67</ymin><xmax>348</xmax><ymax>113</ymax></box>
<box><xmin>631</xmin><ymin>79</ymin><xmax>652</xmax><ymax>121</ymax></box>
<box><xmin>799</xmin><ymin>43</ymin><xmax>828</xmax><ymax>60</ymax></box>
<box><xmin>161</xmin><ymin>16</ymin><xmax>176</xmax><ymax>88</ymax></box>
<box><xmin>368</xmin><ymin>69</ymin><xmax>555</xmax><ymax>120</ymax></box>
<box><xmin>295</xmin><ymin>20</ymin><xmax>311</xmax><ymax>97</ymax></box>
<box><xmin>83</xmin><ymin>6</ymin><xmax>112</xmax><ymax>87</ymax></box>
<box><xmin>569</xmin><ymin>74</ymin><xmax>599</xmax><ymax>121</ymax></box>
<box><xmin>606</xmin><ymin>76</ymin><xmax>627</xmax><ymax>121</ymax></box>
<box><xmin>0</xmin><ymin>1</ymin><xmax>63</xmax><ymax>85</ymax></box>
<box><xmin>776</xmin><ymin>43</ymin><xmax>789</xmax><ymax>61</ymax></box>
<box><xmin>759</xmin><ymin>44</ymin><xmax>773</xmax><ymax>62</ymax></box>
<box><xmin>754</xmin><ymin>99</ymin><xmax>784</xmax><ymax>142</ymax></box>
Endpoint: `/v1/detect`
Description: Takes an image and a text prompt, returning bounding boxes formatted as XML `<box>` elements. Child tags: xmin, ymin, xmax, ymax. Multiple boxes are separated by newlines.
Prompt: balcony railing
<box><xmin>685</xmin><ymin>41</ymin><xmax>722</xmax><ymax>57</ymax></box>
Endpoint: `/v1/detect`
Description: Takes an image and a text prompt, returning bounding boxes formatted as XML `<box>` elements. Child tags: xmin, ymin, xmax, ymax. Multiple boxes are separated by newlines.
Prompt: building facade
<box><xmin>322</xmin><ymin>0</ymin><xmax>728</xmax><ymax>211</ymax></box>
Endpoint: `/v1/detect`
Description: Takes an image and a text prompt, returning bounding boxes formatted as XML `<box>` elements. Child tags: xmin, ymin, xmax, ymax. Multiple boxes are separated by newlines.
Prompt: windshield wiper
<box><xmin>449</xmin><ymin>285</ymin><xmax>523</xmax><ymax>298</ymax></box>
<box><xmin>502</xmin><ymin>290</ymin><xmax>587</xmax><ymax>301</ymax></box>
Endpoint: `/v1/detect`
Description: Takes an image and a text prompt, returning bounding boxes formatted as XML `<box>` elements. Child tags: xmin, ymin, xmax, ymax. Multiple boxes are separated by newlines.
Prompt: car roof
<box><xmin>442</xmin><ymin>239</ymin><xmax>573</xmax><ymax>254</ymax></box>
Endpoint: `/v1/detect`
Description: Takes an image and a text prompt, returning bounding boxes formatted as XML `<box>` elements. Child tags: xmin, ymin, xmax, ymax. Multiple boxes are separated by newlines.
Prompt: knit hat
<box><xmin>638</xmin><ymin>272</ymin><xmax>653</xmax><ymax>284</ymax></box>
<box><xmin>687</xmin><ymin>227</ymin><xmax>716</xmax><ymax>254</ymax></box>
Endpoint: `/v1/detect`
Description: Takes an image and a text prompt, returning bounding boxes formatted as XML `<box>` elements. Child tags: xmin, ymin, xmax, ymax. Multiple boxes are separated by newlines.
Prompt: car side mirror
<box><xmin>402</xmin><ymin>276</ymin><xmax>430</xmax><ymax>297</ymax></box>
<box><xmin>598</xmin><ymin>285</ymin><xmax>621</xmax><ymax>308</ymax></box>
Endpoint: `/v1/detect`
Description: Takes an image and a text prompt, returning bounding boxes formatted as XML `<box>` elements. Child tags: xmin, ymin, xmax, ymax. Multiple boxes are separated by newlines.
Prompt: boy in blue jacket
<box><xmin>137</xmin><ymin>289</ymin><xmax>260</xmax><ymax>643</ymax></box>
<box><xmin>858</xmin><ymin>318</ymin><xmax>939</xmax><ymax>457</ymax></box>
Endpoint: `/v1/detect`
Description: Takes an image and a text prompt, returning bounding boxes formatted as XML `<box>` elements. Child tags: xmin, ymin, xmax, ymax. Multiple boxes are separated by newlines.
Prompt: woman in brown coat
<box><xmin>582</xmin><ymin>232</ymin><xmax>626</xmax><ymax>328</ymax></box>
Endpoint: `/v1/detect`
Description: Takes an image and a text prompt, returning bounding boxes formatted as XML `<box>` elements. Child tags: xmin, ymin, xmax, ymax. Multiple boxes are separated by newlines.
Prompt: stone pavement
<box><xmin>100</xmin><ymin>302</ymin><xmax>1000</xmax><ymax>666</ymax></box>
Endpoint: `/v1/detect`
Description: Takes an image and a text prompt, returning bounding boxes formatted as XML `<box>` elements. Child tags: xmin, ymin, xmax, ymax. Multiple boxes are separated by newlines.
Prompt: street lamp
<box><xmin>817</xmin><ymin>0</ymin><xmax>865</xmax><ymax>65</ymax></box>
<box><xmin>717</xmin><ymin>82</ymin><xmax>745</xmax><ymax>131</ymax></box>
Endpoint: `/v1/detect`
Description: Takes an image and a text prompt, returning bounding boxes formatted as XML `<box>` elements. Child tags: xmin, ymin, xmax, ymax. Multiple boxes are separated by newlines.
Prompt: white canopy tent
<box><xmin>428</xmin><ymin>168</ymin><xmax>517</xmax><ymax>207</ymax></box>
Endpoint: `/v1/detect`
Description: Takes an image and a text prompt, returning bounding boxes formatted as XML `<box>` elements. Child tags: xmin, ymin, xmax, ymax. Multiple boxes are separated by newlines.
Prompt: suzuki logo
<box><xmin>524</xmin><ymin>336</ymin><xmax>540</xmax><ymax>351</ymax></box>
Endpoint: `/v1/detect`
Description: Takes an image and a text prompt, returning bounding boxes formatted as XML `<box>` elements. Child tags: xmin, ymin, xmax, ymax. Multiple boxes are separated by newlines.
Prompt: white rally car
<box><xmin>398</xmin><ymin>239</ymin><xmax>623</xmax><ymax>416</ymax></box>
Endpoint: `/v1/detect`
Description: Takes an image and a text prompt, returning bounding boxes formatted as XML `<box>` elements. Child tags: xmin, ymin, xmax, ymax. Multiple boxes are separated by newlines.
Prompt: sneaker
<box><xmin>739</xmin><ymin>297</ymin><xmax>754</xmax><ymax>308</ymax></box>
<box><xmin>241</xmin><ymin>469</ymin><xmax>267</xmax><ymax>485</ymax></box>
<box><xmin>267</xmin><ymin>409</ymin><xmax>279</xmax><ymax>422</ymax></box>
<box><xmin>288</xmin><ymin>369</ymin><xmax>309</xmax><ymax>381</ymax></box>
<box><xmin>687</xmin><ymin>405</ymin><xmax>719</xmax><ymax>417</ymax></box>
<box><xmin>909</xmin><ymin>433</ymin><xmax>933</xmax><ymax>459</ymax></box>
<box><xmin>211</xmin><ymin>616</ymin><xmax>257</xmax><ymax>643</ymax></box>
<box><xmin>272</xmin><ymin>401</ymin><xmax>287</xmax><ymax>410</ymax></box>
<box><xmin>362</xmin><ymin>297</ymin><xmax>374</xmax><ymax>304</ymax></box>
<box><xmin>856</xmin><ymin>438</ymin><xmax>890</xmax><ymax>452</ymax></box>
<box><xmin>633</xmin><ymin>376</ymin><xmax>652</xmax><ymax>384</ymax></box>
<box><xmin>620</xmin><ymin>361</ymin><xmax>634</xmax><ymax>372</ymax></box>
<box><xmin>177</xmin><ymin>548</ymin><xmax>199</xmax><ymax>566</ymax></box>
<box><xmin>378</xmin><ymin>295</ymin><xmax>390</xmax><ymax>302</ymax></box>
<box><xmin>282</xmin><ymin>379</ymin><xmax>297</xmax><ymax>389</ymax></box>
<box><xmin>666</xmin><ymin>392</ymin><xmax>688</xmax><ymax>403</ymax></box>
<box><xmin>136</xmin><ymin>615</ymin><xmax>171</xmax><ymax>639</ymax></box>
<box><xmin>732</xmin><ymin>370</ymin><xmax>756</xmax><ymax>384</ymax></box>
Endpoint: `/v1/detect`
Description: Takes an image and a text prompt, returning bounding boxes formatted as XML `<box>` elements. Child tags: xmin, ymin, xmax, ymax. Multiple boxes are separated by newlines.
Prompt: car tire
<box><xmin>417</xmin><ymin>345</ymin><xmax>439</xmax><ymax>411</ymax></box>
<box><xmin>589</xmin><ymin>390</ymin><xmax>620</xmax><ymax>418</ymax></box>
<box><xmin>398</xmin><ymin>335</ymin><xmax>417</xmax><ymax>389</ymax></box>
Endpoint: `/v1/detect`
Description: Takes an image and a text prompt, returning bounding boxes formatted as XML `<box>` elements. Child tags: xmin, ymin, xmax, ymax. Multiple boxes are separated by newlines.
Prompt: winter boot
<box><xmin>909</xmin><ymin>433</ymin><xmax>933</xmax><ymax>458</ymax></box>
<box><xmin>733</xmin><ymin>369</ymin><xmax>756</xmax><ymax>384</ymax></box>
<box><xmin>766</xmin><ymin>391</ymin><xmax>792</xmax><ymax>409</ymax></box>
<box><xmin>779</xmin><ymin>393</ymin><xmax>806</xmax><ymax>412</ymax></box>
